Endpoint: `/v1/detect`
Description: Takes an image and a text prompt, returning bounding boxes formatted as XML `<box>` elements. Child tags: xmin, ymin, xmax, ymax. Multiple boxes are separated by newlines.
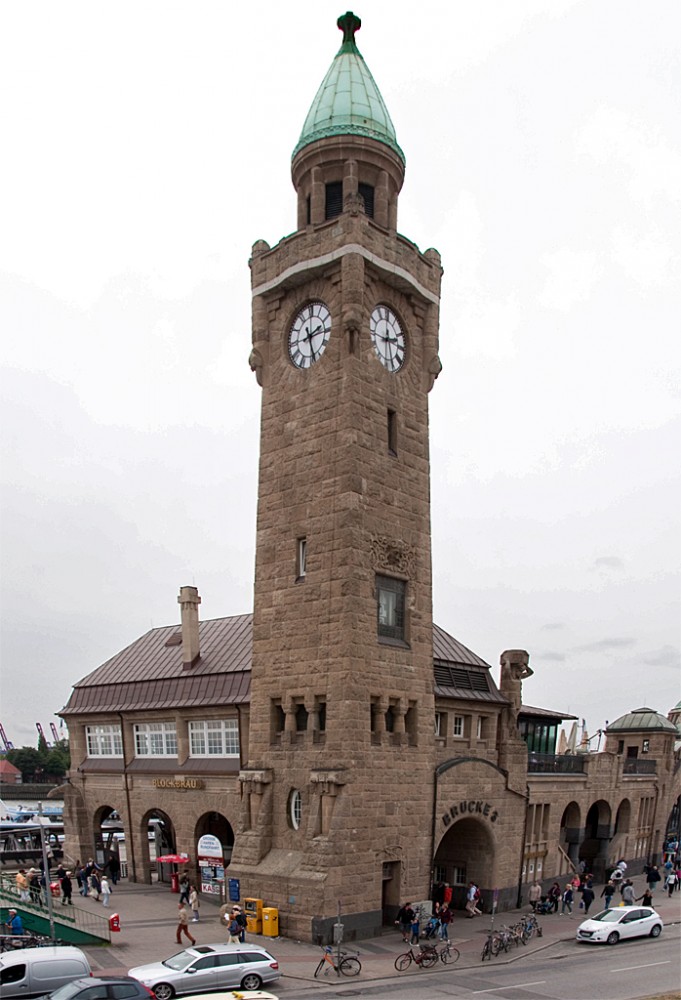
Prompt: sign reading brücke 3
<box><xmin>442</xmin><ymin>800</ymin><xmax>499</xmax><ymax>826</ymax></box>
<box><xmin>152</xmin><ymin>778</ymin><xmax>205</xmax><ymax>790</ymax></box>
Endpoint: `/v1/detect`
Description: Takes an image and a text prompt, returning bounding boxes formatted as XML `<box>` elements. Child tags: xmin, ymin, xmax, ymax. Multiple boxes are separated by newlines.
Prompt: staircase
<box><xmin>0</xmin><ymin>877</ymin><xmax>112</xmax><ymax>944</ymax></box>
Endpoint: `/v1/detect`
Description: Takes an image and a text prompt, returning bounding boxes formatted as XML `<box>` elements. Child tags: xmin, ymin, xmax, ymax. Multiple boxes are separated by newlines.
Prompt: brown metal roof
<box><xmin>519</xmin><ymin>704</ymin><xmax>578</xmax><ymax>722</ymax></box>
<box><xmin>62</xmin><ymin>615</ymin><xmax>505</xmax><ymax>715</ymax></box>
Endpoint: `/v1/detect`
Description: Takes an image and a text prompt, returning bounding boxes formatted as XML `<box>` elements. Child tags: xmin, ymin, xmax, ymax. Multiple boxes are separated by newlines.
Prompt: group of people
<box><xmin>396</xmin><ymin>901</ymin><xmax>453</xmax><ymax>943</ymax></box>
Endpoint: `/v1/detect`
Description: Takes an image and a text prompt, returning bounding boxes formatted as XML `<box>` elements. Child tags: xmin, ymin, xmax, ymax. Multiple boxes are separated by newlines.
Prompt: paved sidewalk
<box><xmin>77</xmin><ymin>876</ymin><xmax>681</xmax><ymax>993</ymax></box>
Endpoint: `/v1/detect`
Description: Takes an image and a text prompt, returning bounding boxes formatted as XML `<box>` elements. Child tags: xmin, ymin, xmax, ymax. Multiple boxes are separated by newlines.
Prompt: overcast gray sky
<box><xmin>1</xmin><ymin>0</ymin><xmax>679</xmax><ymax>749</ymax></box>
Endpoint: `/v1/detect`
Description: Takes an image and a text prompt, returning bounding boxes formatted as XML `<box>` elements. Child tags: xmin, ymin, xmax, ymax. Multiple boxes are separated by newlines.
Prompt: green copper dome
<box><xmin>607</xmin><ymin>707</ymin><xmax>677</xmax><ymax>733</ymax></box>
<box><xmin>292</xmin><ymin>12</ymin><xmax>405</xmax><ymax>164</ymax></box>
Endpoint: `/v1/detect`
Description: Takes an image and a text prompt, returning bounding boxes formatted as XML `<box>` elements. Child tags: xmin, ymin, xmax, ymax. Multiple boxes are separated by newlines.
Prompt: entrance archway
<box><xmin>581</xmin><ymin>800</ymin><xmax>612</xmax><ymax>880</ymax></box>
<box><xmin>433</xmin><ymin>817</ymin><xmax>495</xmax><ymax>912</ymax></box>
<box><xmin>140</xmin><ymin>808</ymin><xmax>176</xmax><ymax>884</ymax></box>
<box><xmin>92</xmin><ymin>804</ymin><xmax>121</xmax><ymax>871</ymax></box>
<box><xmin>559</xmin><ymin>801</ymin><xmax>582</xmax><ymax>867</ymax></box>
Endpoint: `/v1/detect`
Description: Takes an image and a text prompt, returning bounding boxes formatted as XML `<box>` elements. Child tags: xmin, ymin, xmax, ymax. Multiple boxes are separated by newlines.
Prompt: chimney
<box><xmin>178</xmin><ymin>586</ymin><xmax>201</xmax><ymax>669</ymax></box>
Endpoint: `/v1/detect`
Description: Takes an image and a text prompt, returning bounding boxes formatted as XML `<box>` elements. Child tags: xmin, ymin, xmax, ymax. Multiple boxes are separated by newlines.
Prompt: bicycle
<box><xmin>394</xmin><ymin>943</ymin><xmax>439</xmax><ymax>971</ymax></box>
<box><xmin>438</xmin><ymin>940</ymin><xmax>460</xmax><ymax>964</ymax></box>
<box><xmin>481</xmin><ymin>933</ymin><xmax>495</xmax><ymax>962</ymax></box>
<box><xmin>520</xmin><ymin>913</ymin><xmax>542</xmax><ymax>940</ymax></box>
<box><xmin>314</xmin><ymin>945</ymin><xmax>362</xmax><ymax>978</ymax></box>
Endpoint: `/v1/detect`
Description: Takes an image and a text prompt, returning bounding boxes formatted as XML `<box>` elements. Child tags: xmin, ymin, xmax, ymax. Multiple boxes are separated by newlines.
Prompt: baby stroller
<box><xmin>535</xmin><ymin>897</ymin><xmax>552</xmax><ymax>915</ymax></box>
<box><xmin>423</xmin><ymin>915</ymin><xmax>440</xmax><ymax>939</ymax></box>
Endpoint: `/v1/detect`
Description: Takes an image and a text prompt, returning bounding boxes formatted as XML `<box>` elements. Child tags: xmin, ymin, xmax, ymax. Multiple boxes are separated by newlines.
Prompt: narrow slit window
<box><xmin>387</xmin><ymin>408</ymin><xmax>397</xmax><ymax>455</ymax></box>
<box><xmin>358</xmin><ymin>183</ymin><xmax>375</xmax><ymax>218</ymax></box>
<box><xmin>297</xmin><ymin>537</ymin><xmax>307</xmax><ymax>579</ymax></box>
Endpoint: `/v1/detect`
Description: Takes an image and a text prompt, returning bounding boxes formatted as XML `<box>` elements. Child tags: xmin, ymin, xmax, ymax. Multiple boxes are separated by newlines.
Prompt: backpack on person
<box><xmin>228</xmin><ymin>918</ymin><xmax>239</xmax><ymax>936</ymax></box>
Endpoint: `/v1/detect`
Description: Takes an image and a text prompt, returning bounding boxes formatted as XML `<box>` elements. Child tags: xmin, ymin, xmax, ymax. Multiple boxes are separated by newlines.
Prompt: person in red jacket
<box><xmin>443</xmin><ymin>882</ymin><xmax>453</xmax><ymax>907</ymax></box>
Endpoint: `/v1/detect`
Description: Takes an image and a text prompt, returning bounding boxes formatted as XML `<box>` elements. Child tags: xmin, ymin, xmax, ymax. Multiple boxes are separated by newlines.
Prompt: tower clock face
<box><xmin>288</xmin><ymin>301</ymin><xmax>332</xmax><ymax>368</ymax></box>
<box><xmin>370</xmin><ymin>305</ymin><xmax>405</xmax><ymax>372</ymax></box>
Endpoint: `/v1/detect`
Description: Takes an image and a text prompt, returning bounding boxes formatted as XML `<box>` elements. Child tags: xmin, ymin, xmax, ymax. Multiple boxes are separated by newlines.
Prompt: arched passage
<box><xmin>559</xmin><ymin>801</ymin><xmax>582</xmax><ymax>867</ymax></box>
<box><xmin>581</xmin><ymin>800</ymin><xmax>613</xmax><ymax>880</ymax></box>
<box><xmin>194</xmin><ymin>812</ymin><xmax>235</xmax><ymax>898</ymax></box>
<box><xmin>140</xmin><ymin>808</ymin><xmax>176</xmax><ymax>884</ymax></box>
<box><xmin>433</xmin><ymin>817</ymin><xmax>495</xmax><ymax>912</ymax></box>
<box><xmin>92</xmin><ymin>804</ymin><xmax>120</xmax><ymax>871</ymax></box>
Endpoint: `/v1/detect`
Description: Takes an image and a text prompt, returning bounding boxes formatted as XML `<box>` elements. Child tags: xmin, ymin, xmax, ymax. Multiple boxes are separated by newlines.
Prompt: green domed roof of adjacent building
<box><xmin>292</xmin><ymin>11</ymin><xmax>405</xmax><ymax>164</ymax></box>
<box><xmin>607</xmin><ymin>707</ymin><xmax>677</xmax><ymax>733</ymax></box>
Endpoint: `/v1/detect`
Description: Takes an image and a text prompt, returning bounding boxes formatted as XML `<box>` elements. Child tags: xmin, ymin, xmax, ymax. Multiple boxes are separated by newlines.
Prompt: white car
<box><xmin>576</xmin><ymin>906</ymin><xmax>663</xmax><ymax>945</ymax></box>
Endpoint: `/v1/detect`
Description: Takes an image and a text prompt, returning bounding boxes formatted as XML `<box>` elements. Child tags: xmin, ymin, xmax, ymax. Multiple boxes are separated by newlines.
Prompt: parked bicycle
<box><xmin>314</xmin><ymin>945</ymin><xmax>361</xmax><ymax>978</ymax></box>
<box><xmin>520</xmin><ymin>913</ymin><xmax>543</xmax><ymax>940</ymax></box>
<box><xmin>394</xmin><ymin>943</ymin><xmax>439</xmax><ymax>971</ymax></box>
<box><xmin>438</xmin><ymin>940</ymin><xmax>460</xmax><ymax>964</ymax></box>
<box><xmin>480</xmin><ymin>915</ymin><xmax>543</xmax><ymax>961</ymax></box>
<box><xmin>0</xmin><ymin>933</ymin><xmax>59</xmax><ymax>952</ymax></box>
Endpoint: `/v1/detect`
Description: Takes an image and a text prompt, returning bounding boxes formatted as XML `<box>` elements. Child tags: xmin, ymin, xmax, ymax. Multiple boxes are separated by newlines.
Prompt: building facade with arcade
<box><xmin>59</xmin><ymin>13</ymin><xmax>681</xmax><ymax>941</ymax></box>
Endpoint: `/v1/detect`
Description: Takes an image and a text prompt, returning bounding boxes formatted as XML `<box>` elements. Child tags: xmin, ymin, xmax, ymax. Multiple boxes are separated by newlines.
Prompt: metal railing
<box><xmin>0</xmin><ymin>876</ymin><xmax>111</xmax><ymax>942</ymax></box>
<box><xmin>527</xmin><ymin>753</ymin><xmax>585</xmax><ymax>774</ymax></box>
<box><xmin>623</xmin><ymin>758</ymin><xmax>657</xmax><ymax>775</ymax></box>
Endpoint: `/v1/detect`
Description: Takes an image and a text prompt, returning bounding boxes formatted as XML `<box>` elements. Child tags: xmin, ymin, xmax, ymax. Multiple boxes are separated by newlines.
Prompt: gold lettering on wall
<box><xmin>152</xmin><ymin>778</ymin><xmax>205</xmax><ymax>790</ymax></box>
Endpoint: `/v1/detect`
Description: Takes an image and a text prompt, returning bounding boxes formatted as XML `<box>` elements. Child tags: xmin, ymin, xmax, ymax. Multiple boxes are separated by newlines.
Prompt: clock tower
<box><xmin>231</xmin><ymin>12</ymin><xmax>443</xmax><ymax>941</ymax></box>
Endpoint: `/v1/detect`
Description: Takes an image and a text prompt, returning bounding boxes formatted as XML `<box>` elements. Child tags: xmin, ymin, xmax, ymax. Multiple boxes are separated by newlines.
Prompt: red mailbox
<box><xmin>170</xmin><ymin>873</ymin><xmax>180</xmax><ymax>893</ymax></box>
<box><xmin>109</xmin><ymin>913</ymin><xmax>121</xmax><ymax>933</ymax></box>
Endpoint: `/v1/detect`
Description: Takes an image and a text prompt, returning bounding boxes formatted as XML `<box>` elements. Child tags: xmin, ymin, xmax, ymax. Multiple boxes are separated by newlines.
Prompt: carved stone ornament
<box><xmin>343</xmin><ymin>191</ymin><xmax>366</xmax><ymax>216</ymax></box>
<box><xmin>248</xmin><ymin>348</ymin><xmax>264</xmax><ymax>386</ymax></box>
<box><xmin>370</xmin><ymin>534</ymin><xmax>416</xmax><ymax>577</ymax></box>
<box><xmin>427</xmin><ymin>353</ymin><xmax>443</xmax><ymax>391</ymax></box>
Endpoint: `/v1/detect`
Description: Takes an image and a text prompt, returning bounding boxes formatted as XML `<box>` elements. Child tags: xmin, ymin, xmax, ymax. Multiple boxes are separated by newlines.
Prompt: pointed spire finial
<box><xmin>337</xmin><ymin>11</ymin><xmax>361</xmax><ymax>52</ymax></box>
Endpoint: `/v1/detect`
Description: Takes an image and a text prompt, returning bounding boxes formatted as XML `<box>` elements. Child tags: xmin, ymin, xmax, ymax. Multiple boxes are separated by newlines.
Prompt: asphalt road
<box><xmin>280</xmin><ymin>924</ymin><xmax>681</xmax><ymax>1000</ymax></box>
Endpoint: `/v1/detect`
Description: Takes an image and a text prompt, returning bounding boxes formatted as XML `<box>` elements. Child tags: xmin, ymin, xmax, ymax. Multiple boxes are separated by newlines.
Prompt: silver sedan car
<box><xmin>128</xmin><ymin>943</ymin><xmax>279</xmax><ymax>997</ymax></box>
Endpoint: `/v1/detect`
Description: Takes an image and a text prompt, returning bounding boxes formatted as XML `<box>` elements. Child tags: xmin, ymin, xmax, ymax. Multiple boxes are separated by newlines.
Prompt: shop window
<box><xmin>376</xmin><ymin>575</ymin><xmax>406</xmax><ymax>641</ymax></box>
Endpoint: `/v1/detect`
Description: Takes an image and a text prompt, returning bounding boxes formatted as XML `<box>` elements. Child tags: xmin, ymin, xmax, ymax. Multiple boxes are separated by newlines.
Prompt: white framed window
<box><xmin>289</xmin><ymin>789</ymin><xmax>302</xmax><ymax>830</ymax></box>
<box><xmin>453</xmin><ymin>715</ymin><xmax>464</xmax><ymax>738</ymax></box>
<box><xmin>189</xmin><ymin>720</ymin><xmax>239</xmax><ymax>757</ymax></box>
<box><xmin>433</xmin><ymin>864</ymin><xmax>446</xmax><ymax>883</ymax></box>
<box><xmin>134</xmin><ymin>722</ymin><xmax>177</xmax><ymax>757</ymax></box>
<box><xmin>477</xmin><ymin>716</ymin><xmax>487</xmax><ymax>740</ymax></box>
<box><xmin>434</xmin><ymin>712</ymin><xmax>444</xmax><ymax>737</ymax></box>
<box><xmin>453</xmin><ymin>866</ymin><xmax>466</xmax><ymax>885</ymax></box>
<box><xmin>86</xmin><ymin>725</ymin><xmax>123</xmax><ymax>757</ymax></box>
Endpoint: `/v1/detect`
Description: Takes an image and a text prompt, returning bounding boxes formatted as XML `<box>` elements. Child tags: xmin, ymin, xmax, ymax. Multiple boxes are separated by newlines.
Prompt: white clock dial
<box><xmin>288</xmin><ymin>302</ymin><xmax>331</xmax><ymax>368</ymax></box>
<box><xmin>370</xmin><ymin>305</ymin><xmax>405</xmax><ymax>372</ymax></box>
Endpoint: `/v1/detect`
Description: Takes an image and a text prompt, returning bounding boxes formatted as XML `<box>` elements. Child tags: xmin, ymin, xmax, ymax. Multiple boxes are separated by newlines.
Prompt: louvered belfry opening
<box><xmin>325</xmin><ymin>181</ymin><xmax>343</xmax><ymax>219</ymax></box>
<box><xmin>358</xmin><ymin>182</ymin><xmax>375</xmax><ymax>218</ymax></box>
<box><xmin>434</xmin><ymin>663</ymin><xmax>491</xmax><ymax>693</ymax></box>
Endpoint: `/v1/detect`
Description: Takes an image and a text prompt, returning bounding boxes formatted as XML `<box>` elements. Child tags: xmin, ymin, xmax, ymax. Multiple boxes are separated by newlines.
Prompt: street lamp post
<box><xmin>37</xmin><ymin>801</ymin><xmax>56</xmax><ymax>941</ymax></box>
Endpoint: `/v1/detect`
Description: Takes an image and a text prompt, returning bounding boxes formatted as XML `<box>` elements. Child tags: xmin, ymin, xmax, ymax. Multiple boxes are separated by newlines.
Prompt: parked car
<box><xmin>0</xmin><ymin>947</ymin><xmax>92</xmax><ymax>998</ymax></box>
<box><xmin>128</xmin><ymin>943</ymin><xmax>280</xmax><ymax>997</ymax></box>
<box><xmin>576</xmin><ymin>906</ymin><xmax>663</xmax><ymax>945</ymax></box>
<box><xmin>38</xmin><ymin>977</ymin><xmax>155</xmax><ymax>1000</ymax></box>
<box><xmin>181</xmin><ymin>993</ymin><xmax>277</xmax><ymax>1000</ymax></box>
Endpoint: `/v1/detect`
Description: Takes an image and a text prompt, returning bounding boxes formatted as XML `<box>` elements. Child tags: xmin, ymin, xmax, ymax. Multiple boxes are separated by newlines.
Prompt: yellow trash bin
<box><xmin>262</xmin><ymin>906</ymin><xmax>279</xmax><ymax>937</ymax></box>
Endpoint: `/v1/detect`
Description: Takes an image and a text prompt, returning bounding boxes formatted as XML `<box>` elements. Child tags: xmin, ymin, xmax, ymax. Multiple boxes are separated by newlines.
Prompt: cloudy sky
<box><xmin>1</xmin><ymin>0</ymin><xmax>679</xmax><ymax>749</ymax></box>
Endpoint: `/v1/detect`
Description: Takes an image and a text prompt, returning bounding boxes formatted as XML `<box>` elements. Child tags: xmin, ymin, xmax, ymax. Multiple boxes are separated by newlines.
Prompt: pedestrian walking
<box><xmin>646</xmin><ymin>866</ymin><xmax>661</xmax><ymax>893</ymax></box>
<box><xmin>396</xmin><ymin>902</ymin><xmax>414</xmax><ymax>943</ymax></box>
<box><xmin>176</xmin><ymin>903</ymin><xmax>196</xmax><ymax>946</ymax></box>
<box><xmin>600</xmin><ymin>880</ymin><xmax>615</xmax><ymax>909</ymax></box>
<box><xmin>410</xmin><ymin>908</ymin><xmax>421</xmax><ymax>944</ymax></box>
<box><xmin>529</xmin><ymin>881</ymin><xmax>542</xmax><ymax>911</ymax></box>
<box><xmin>227</xmin><ymin>909</ymin><xmax>241</xmax><ymax>945</ymax></box>
<box><xmin>100</xmin><ymin>876</ymin><xmax>111</xmax><ymax>907</ymax></box>
<box><xmin>581</xmin><ymin>884</ymin><xmax>595</xmax><ymax>914</ymax></box>
<box><xmin>621</xmin><ymin>880</ymin><xmax>635</xmax><ymax>905</ymax></box>
<box><xmin>179</xmin><ymin>873</ymin><xmax>190</xmax><ymax>905</ymax></box>
<box><xmin>189</xmin><ymin>885</ymin><xmax>200</xmax><ymax>922</ymax></box>
<box><xmin>61</xmin><ymin>871</ymin><xmax>73</xmax><ymax>905</ymax></box>
<box><xmin>233</xmin><ymin>905</ymin><xmax>246</xmax><ymax>942</ymax></box>
<box><xmin>439</xmin><ymin>904</ymin><xmax>452</xmax><ymax>940</ymax></box>
<box><xmin>15</xmin><ymin>869</ymin><xmax>30</xmax><ymax>903</ymax></box>
<box><xmin>665</xmin><ymin>870</ymin><xmax>677</xmax><ymax>897</ymax></box>
<box><xmin>561</xmin><ymin>885</ymin><xmax>573</xmax><ymax>915</ymax></box>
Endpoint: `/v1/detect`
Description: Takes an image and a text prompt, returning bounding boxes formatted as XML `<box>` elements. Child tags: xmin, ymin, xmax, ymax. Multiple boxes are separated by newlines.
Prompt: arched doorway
<box><xmin>559</xmin><ymin>801</ymin><xmax>582</xmax><ymax>867</ymax></box>
<box><xmin>581</xmin><ymin>800</ymin><xmax>612</xmax><ymax>880</ymax></box>
<box><xmin>194</xmin><ymin>812</ymin><xmax>235</xmax><ymax>899</ymax></box>
<box><xmin>140</xmin><ymin>808</ymin><xmax>176</xmax><ymax>884</ymax></box>
<box><xmin>92</xmin><ymin>804</ymin><xmax>121</xmax><ymax>872</ymax></box>
<box><xmin>433</xmin><ymin>817</ymin><xmax>495</xmax><ymax>913</ymax></box>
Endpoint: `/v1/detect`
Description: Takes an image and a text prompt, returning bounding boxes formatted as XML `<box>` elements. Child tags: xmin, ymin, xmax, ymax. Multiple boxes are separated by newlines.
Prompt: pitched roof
<box><xmin>61</xmin><ymin>615</ymin><xmax>508</xmax><ymax>715</ymax></box>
